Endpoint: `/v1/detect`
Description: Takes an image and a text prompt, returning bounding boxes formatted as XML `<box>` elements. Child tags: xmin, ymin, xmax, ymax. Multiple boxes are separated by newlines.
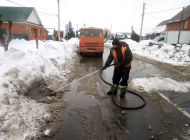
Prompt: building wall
<box><xmin>167</xmin><ymin>22</ymin><xmax>184</xmax><ymax>31</ymax></box>
<box><xmin>26</xmin><ymin>24</ymin><xmax>47</xmax><ymax>40</ymax></box>
<box><xmin>2</xmin><ymin>22</ymin><xmax>47</xmax><ymax>40</ymax></box>
<box><xmin>184</xmin><ymin>17</ymin><xmax>190</xmax><ymax>30</ymax></box>
<box><xmin>2</xmin><ymin>22</ymin><xmax>27</xmax><ymax>34</ymax></box>
<box><xmin>167</xmin><ymin>18</ymin><xmax>190</xmax><ymax>31</ymax></box>
<box><xmin>165</xmin><ymin>31</ymin><xmax>190</xmax><ymax>44</ymax></box>
<box><xmin>166</xmin><ymin>17</ymin><xmax>190</xmax><ymax>44</ymax></box>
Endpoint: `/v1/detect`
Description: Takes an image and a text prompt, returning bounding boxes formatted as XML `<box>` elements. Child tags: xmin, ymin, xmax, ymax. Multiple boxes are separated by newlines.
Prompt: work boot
<box><xmin>120</xmin><ymin>88</ymin><xmax>127</xmax><ymax>98</ymax></box>
<box><xmin>107</xmin><ymin>86</ymin><xmax>117</xmax><ymax>95</ymax></box>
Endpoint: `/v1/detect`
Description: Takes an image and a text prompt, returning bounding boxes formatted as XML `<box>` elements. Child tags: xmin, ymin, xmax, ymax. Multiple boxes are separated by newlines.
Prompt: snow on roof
<box><xmin>169</xmin><ymin>5</ymin><xmax>190</xmax><ymax>23</ymax></box>
<box><xmin>0</xmin><ymin>6</ymin><xmax>43</xmax><ymax>26</ymax></box>
<box><xmin>146</xmin><ymin>25</ymin><xmax>166</xmax><ymax>34</ymax></box>
<box><xmin>157</xmin><ymin>5</ymin><xmax>190</xmax><ymax>25</ymax></box>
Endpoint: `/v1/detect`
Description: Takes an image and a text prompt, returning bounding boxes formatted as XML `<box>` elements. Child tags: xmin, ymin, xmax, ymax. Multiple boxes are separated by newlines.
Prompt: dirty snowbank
<box><xmin>126</xmin><ymin>39</ymin><xmax>190</xmax><ymax>66</ymax></box>
<box><xmin>105</xmin><ymin>39</ymin><xmax>190</xmax><ymax>66</ymax></box>
<box><xmin>0</xmin><ymin>39</ymin><xmax>77</xmax><ymax>140</ymax></box>
<box><xmin>129</xmin><ymin>77</ymin><xmax>189</xmax><ymax>93</ymax></box>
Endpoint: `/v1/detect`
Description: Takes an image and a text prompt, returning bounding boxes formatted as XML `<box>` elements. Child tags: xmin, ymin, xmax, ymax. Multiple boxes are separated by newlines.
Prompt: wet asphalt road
<box><xmin>39</xmin><ymin>48</ymin><xmax>190</xmax><ymax>140</ymax></box>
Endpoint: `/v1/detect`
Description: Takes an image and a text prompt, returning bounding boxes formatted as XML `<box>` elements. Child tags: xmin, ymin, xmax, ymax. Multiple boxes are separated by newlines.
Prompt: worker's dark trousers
<box><xmin>112</xmin><ymin>66</ymin><xmax>131</xmax><ymax>86</ymax></box>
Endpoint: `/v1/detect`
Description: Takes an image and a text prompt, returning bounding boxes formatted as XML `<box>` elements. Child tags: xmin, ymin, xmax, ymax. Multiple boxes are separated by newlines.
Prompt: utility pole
<box><xmin>57</xmin><ymin>0</ymin><xmax>61</xmax><ymax>41</ymax></box>
<box><xmin>140</xmin><ymin>2</ymin><xmax>145</xmax><ymax>41</ymax></box>
<box><xmin>110</xmin><ymin>24</ymin><xmax>112</xmax><ymax>40</ymax></box>
<box><xmin>110</xmin><ymin>24</ymin><xmax>112</xmax><ymax>32</ymax></box>
<box><xmin>177</xmin><ymin>7</ymin><xmax>184</xmax><ymax>44</ymax></box>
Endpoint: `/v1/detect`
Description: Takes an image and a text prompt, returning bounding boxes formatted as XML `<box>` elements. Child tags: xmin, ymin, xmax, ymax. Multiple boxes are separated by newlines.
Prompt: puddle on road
<box><xmin>63</xmin><ymin>89</ymin><xmax>97</xmax><ymax>107</ymax></box>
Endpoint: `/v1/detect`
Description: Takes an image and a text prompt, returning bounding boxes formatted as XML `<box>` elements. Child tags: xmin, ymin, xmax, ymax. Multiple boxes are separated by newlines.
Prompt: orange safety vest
<box><xmin>112</xmin><ymin>46</ymin><xmax>131</xmax><ymax>67</ymax></box>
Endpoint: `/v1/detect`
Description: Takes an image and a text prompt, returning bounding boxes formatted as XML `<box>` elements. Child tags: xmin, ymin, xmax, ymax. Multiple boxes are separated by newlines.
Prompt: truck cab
<box><xmin>79</xmin><ymin>27</ymin><xmax>104</xmax><ymax>56</ymax></box>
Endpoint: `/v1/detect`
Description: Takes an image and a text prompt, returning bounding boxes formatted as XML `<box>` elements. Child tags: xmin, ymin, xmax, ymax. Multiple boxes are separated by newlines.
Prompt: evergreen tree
<box><xmin>131</xmin><ymin>27</ymin><xmax>140</xmax><ymax>42</ymax></box>
<box><xmin>65</xmin><ymin>21</ymin><xmax>75</xmax><ymax>40</ymax></box>
<box><xmin>103</xmin><ymin>28</ymin><xmax>112</xmax><ymax>40</ymax></box>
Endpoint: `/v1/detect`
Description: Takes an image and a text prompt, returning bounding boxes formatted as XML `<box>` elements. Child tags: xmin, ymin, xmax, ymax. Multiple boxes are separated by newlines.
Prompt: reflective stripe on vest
<box><xmin>112</xmin><ymin>46</ymin><xmax>131</xmax><ymax>67</ymax></box>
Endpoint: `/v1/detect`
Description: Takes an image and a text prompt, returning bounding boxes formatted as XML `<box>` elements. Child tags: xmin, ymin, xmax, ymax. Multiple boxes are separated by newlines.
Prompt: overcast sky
<box><xmin>1</xmin><ymin>0</ymin><xmax>190</xmax><ymax>34</ymax></box>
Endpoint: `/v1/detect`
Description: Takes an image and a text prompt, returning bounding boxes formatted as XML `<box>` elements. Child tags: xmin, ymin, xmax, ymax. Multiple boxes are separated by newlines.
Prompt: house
<box><xmin>145</xmin><ymin>25</ymin><xmax>166</xmax><ymax>40</ymax></box>
<box><xmin>164</xmin><ymin>5</ymin><xmax>190</xmax><ymax>44</ymax></box>
<box><xmin>53</xmin><ymin>30</ymin><xmax>64</xmax><ymax>41</ymax></box>
<box><xmin>0</xmin><ymin>6</ymin><xmax>47</xmax><ymax>40</ymax></box>
<box><xmin>145</xmin><ymin>20</ymin><xmax>168</xmax><ymax>40</ymax></box>
<box><xmin>46</xmin><ymin>29</ymin><xmax>64</xmax><ymax>41</ymax></box>
<box><xmin>46</xmin><ymin>28</ymin><xmax>55</xmax><ymax>40</ymax></box>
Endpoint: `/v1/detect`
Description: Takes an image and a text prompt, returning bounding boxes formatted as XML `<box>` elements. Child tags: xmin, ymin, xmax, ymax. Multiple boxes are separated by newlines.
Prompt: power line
<box><xmin>27</xmin><ymin>0</ymin><xmax>57</xmax><ymax>16</ymax></box>
<box><xmin>5</xmin><ymin>0</ymin><xmax>24</xmax><ymax>7</ymax></box>
<box><xmin>27</xmin><ymin>0</ymin><xmax>45</xmax><ymax>10</ymax></box>
<box><xmin>145</xmin><ymin>12</ymin><xmax>169</xmax><ymax>21</ymax></box>
<box><xmin>37</xmin><ymin>10</ymin><xmax>57</xmax><ymax>17</ymax></box>
<box><xmin>4</xmin><ymin>0</ymin><xmax>57</xmax><ymax>17</ymax></box>
<box><xmin>131</xmin><ymin>14</ymin><xmax>142</xmax><ymax>23</ymax></box>
<box><xmin>145</xmin><ymin>7</ymin><xmax>182</xmax><ymax>14</ymax></box>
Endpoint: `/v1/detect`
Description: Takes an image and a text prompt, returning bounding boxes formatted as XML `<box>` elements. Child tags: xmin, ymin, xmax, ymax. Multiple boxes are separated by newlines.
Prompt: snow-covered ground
<box><xmin>128</xmin><ymin>39</ymin><xmax>190</xmax><ymax>66</ymax></box>
<box><xmin>0</xmin><ymin>38</ymin><xmax>190</xmax><ymax>139</ymax></box>
<box><xmin>106</xmin><ymin>39</ymin><xmax>190</xmax><ymax>66</ymax></box>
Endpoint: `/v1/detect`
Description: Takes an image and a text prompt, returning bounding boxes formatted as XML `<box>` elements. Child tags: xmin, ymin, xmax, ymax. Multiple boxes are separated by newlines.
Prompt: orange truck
<box><xmin>79</xmin><ymin>27</ymin><xmax>104</xmax><ymax>56</ymax></box>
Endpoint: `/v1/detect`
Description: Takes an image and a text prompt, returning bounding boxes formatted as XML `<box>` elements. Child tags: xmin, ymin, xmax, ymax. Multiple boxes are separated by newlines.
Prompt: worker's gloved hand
<box><xmin>101</xmin><ymin>65</ymin><xmax>107</xmax><ymax>71</ymax></box>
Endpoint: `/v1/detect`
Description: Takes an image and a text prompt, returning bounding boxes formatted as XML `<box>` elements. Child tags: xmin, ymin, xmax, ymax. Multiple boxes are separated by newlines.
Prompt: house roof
<box><xmin>0</xmin><ymin>6</ymin><xmax>43</xmax><ymax>26</ymax></box>
<box><xmin>157</xmin><ymin>5</ymin><xmax>190</xmax><ymax>26</ymax></box>
<box><xmin>169</xmin><ymin>5</ymin><xmax>190</xmax><ymax>23</ymax></box>
<box><xmin>157</xmin><ymin>19</ymin><xmax>171</xmax><ymax>26</ymax></box>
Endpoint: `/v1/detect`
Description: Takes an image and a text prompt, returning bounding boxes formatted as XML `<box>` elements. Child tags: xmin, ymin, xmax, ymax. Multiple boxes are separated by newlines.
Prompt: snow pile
<box><xmin>126</xmin><ymin>39</ymin><xmax>190</xmax><ymax>66</ymax></box>
<box><xmin>0</xmin><ymin>39</ymin><xmax>77</xmax><ymax>140</ymax></box>
<box><xmin>139</xmin><ymin>40</ymin><xmax>156</xmax><ymax>46</ymax></box>
<box><xmin>105</xmin><ymin>39</ymin><xmax>190</xmax><ymax>66</ymax></box>
<box><xmin>130</xmin><ymin>77</ymin><xmax>189</xmax><ymax>93</ymax></box>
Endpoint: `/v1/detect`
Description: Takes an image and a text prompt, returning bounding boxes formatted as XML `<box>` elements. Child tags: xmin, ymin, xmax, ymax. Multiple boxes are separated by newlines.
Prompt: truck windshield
<box><xmin>80</xmin><ymin>29</ymin><xmax>103</xmax><ymax>37</ymax></box>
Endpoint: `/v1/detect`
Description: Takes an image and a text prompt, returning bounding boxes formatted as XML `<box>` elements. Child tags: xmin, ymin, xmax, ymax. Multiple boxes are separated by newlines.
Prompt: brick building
<box><xmin>0</xmin><ymin>6</ymin><xmax>47</xmax><ymax>40</ymax></box>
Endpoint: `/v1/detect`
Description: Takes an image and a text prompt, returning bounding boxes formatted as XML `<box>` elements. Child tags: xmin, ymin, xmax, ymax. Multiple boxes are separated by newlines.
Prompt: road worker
<box><xmin>101</xmin><ymin>38</ymin><xmax>133</xmax><ymax>98</ymax></box>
